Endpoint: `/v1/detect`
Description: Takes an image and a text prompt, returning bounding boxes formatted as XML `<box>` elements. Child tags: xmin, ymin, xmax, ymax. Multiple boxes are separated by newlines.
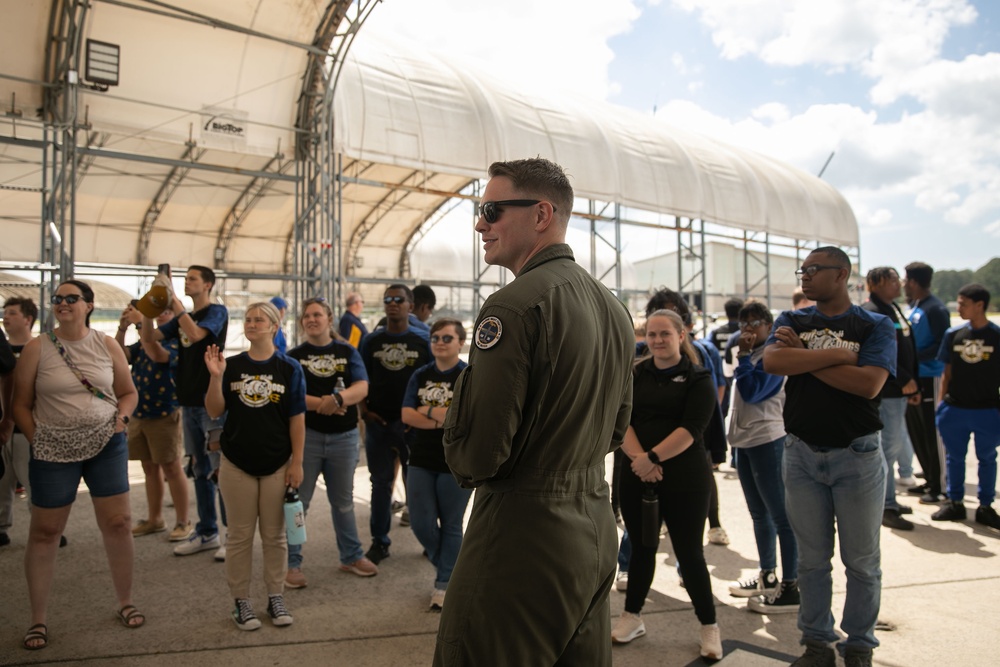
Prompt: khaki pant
<box><xmin>218</xmin><ymin>455</ymin><xmax>288</xmax><ymax>598</ymax></box>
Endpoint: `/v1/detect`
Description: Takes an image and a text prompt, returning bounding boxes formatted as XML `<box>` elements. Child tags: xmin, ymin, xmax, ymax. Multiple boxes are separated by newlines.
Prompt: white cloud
<box><xmin>984</xmin><ymin>220</ymin><xmax>1000</xmax><ymax>238</ymax></box>
<box><xmin>361</xmin><ymin>0</ymin><xmax>640</xmax><ymax>99</ymax></box>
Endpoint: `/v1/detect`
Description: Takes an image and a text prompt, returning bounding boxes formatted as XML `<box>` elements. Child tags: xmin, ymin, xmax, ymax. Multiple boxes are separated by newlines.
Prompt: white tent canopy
<box><xmin>1</xmin><ymin>1</ymin><xmax>857</xmax><ymax>290</ymax></box>
<box><xmin>335</xmin><ymin>36</ymin><xmax>858</xmax><ymax>248</ymax></box>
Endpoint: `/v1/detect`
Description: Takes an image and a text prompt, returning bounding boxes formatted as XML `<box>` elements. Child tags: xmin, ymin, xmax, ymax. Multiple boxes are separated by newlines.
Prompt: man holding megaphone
<box><xmin>139</xmin><ymin>265</ymin><xmax>230</xmax><ymax>559</ymax></box>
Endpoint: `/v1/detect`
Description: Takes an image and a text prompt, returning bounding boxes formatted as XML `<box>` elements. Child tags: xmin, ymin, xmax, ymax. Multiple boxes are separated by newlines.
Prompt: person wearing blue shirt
<box><xmin>338</xmin><ymin>292</ymin><xmax>369</xmax><ymax>348</ymax></box>
<box><xmin>142</xmin><ymin>265</ymin><xmax>230</xmax><ymax>558</ymax></box>
<box><xmin>205</xmin><ymin>301</ymin><xmax>306</xmax><ymax>631</ymax></box>
<box><xmin>269</xmin><ymin>296</ymin><xmax>288</xmax><ymax>353</ymax></box>
<box><xmin>285</xmin><ymin>297</ymin><xmax>377</xmax><ymax>588</ymax></box>
<box><xmin>903</xmin><ymin>262</ymin><xmax>950</xmax><ymax>504</ymax></box>
<box><xmin>727</xmin><ymin>301</ymin><xmax>799</xmax><ymax>614</ymax></box>
<box><xmin>401</xmin><ymin>318</ymin><xmax>471</xmax><ymax>611</ymax></box>
<box><xmin>359</xmin><ymin>285</ymin><xmax>431</xmax><ymax>564</ymax></box>
<box><xmin>930</xmin><ymin>283</ymin><xmax>1000</xmax><ymax>530</ymax></box>
<box><xmin>764</xmin><ymin>247</ymin><xmax>895</xmax><ymax>667</ymax></box>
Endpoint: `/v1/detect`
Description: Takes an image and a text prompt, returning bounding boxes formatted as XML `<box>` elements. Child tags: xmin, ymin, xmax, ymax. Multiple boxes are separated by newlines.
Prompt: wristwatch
<box><xmin>647</xmin><ymin>449</ymin><xmax>661</xmax><ymax>465</ymax></box>
<box><xmin>118</xmin><ymin>415</ymin><xmax>130</xmax><ymax>425</ymax></box>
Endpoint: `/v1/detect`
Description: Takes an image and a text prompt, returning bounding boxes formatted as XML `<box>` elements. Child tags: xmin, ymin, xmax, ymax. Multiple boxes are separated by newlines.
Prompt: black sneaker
<box><xmin>897</xmin><ymin>504</ymin><xmax>913</xmax><ymax>515</ymax></box>
<box><xmin>881</xmin><ymin>509</ymin><xmax>914</xmax><ymax>531</ymax></box>
<box><xmin>790</xmin><ymin>641</ymin><xmax>836</xmax><ymax>666</ymax></box>
<box><xmin>906</xmin><ymin>483</ymin><xmax>929</xmax><ymax>496</ymax></box>
<box><xmin>748</xmin><ymin>579</ymin><xmax>800</xmax><ymax>614</ymax></box>
<box><xmin>366</xmin><ymin>541</ymin><xmax>391</xmax><ymax>564</ymax></box>
<box><xmin>232</xmin><ymin>598</ymin><xmax>261</xmax><ymax>631</ymax></box>
<box><xmin>0</xmin><ymin>532</ymin><xmax>10</xmax><ymax>547</ymax></box>
<box><xmin>844</xmin><ymin>648</ymin><xmax>873</xmax><ymax>667</ymax></box>
<box><xmin>728</xmin><ymin>569</ymin><xmax>777</xmax><ymax>598</ymax></box>
<box><xmin>975</xmin><ymin>505</ymin><xmax>1000</xmax><ymax>530</ymax></box>
<box><xmin>931</xmin><ymin>500</ymin><xmax>966</xmax><ymax>521</ymax></box>
<box><xmin>919</xmin><ymin>492</ymin><xmax>945</xmax><ymax>505</ymax></box>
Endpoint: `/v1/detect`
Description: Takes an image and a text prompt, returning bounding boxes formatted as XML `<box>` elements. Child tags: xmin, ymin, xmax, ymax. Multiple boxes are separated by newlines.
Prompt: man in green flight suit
<box><xmin>434</xmin><ymin>158</ymin><xmax>634</xmax><ymax>666</ymax></box>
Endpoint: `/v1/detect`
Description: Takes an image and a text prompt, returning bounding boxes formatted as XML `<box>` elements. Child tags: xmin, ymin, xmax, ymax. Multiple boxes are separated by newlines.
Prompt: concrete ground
<box><xmin>1</xmin><ymin>453</ymin><xmax>997</xmax><ymax>666</ymax></box>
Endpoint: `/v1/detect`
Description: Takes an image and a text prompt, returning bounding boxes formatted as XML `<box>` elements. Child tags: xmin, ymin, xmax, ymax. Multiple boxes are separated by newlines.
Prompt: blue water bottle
<box><xmin>284</xmin><ymin>486</ymin><xmax>307</xmax><ymax>545</ymax></box>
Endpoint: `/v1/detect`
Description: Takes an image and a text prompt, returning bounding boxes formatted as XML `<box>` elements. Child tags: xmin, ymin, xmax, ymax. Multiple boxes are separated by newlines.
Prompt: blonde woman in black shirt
<box><xmin>611</xmin><ymin>309</ymin><xmax>722</xmax><ymax>661</ymax></box>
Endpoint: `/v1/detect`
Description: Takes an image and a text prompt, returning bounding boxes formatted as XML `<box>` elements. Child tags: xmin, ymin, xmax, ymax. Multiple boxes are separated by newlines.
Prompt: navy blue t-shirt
<box><xmin>766</xmin><ymin>305</ymin><xmax>896</xmax><ymax>447</ymax></box>
<box><xmin>288</xmin><ymin>340</ymin><xmax>368</xmax><ymax>433</ymax></box>
<box><xmin>360</xmin><ymin>327</ymin><xmax>431</xmax><ymax>421</ymax></box>
<box><xmin>937</xmin><ymin>321</ymin><xmax>1000</xmax><ymax>410</ymax></box>
<box><xmin>158</xmin><ymin>304</ymin><xmax>228</xmax><ymax>407</ymax></box>
<box><xmin>220</xmin><ymin>351</ymin><xmax>306</xmax><ymax>476</ymax></box>
<box><xmin>402</xmin><ymin>360</ymin><xmax>468</xmax><ymax>473</ymax></box>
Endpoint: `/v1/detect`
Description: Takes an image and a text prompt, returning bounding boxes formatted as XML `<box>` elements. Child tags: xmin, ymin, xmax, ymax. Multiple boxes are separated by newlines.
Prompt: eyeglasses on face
<box><xmin>383</xmin><ymin>296</ymin><xmax>407</xmax><ymax>305</ymax></box>
<box><xmin>795</xmin><ymin>264</ymin><xmax>843</xmax><ymax>277</ymax></box>
<box><xmin>51</xmin><ymin>294</ymin><xmax>83</xmax><ymax>305</ymax></box>
<box><xmin>739</xmin><ymin>319</ymin><xmax>766</xmax><ymax>330</ymax></box>
<box><xmin>478</xmin><ymin>199</ymin><xmax>556</xmax><ymax>224</ymax></box>
<box><xmin>430</xmin><ymin>334</ymin><xmax>456</xmax><ymax>344</ymax></box>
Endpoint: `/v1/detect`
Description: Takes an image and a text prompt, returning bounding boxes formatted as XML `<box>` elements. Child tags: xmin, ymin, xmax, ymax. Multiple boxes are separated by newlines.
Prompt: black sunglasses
<box><xmin>795</xmin><ymin>265</ymin><xmax>843</xmax><ymax>277</ymax></box>
<box><xmin>430</xmin><ymin>334</ymin><xmax>456</xmax><ymax>344</ymax></box>
<box><xmin>478</xmin><ymin>199</ymin><xmax>556</xmax><ymax>224</ymax></box>
<box><xmin>383</xmin><ymin>296</ymin><xmax>407</xmax><ymax>305</ymax></box>
<box><xmin>51</xmin><ymin>294</ymin><xmax>84</xmax><ymax>305</ymax></box>
<box><xmin>739</xmin><ymin>319</ymin><xmax>766</xmax><ymax>329</ymax></box>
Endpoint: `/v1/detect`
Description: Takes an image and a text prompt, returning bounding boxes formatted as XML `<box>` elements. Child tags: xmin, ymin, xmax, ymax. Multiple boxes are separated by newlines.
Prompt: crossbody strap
<box><xmin>46</xmin><ymin>332</ymin><xmax>118</xmax><ymax>408</ymax></box>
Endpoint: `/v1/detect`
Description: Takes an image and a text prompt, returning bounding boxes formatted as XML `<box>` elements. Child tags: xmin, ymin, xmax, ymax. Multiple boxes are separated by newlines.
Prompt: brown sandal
<box><xmin>23</xmin><ymin>623</ymin><xmax>48</xmax><ymax>650</ymax></box>
<box><xmin>118</xmin><ymin>605</ymin><xmax>145</xmax><ymax>628</ymax></box>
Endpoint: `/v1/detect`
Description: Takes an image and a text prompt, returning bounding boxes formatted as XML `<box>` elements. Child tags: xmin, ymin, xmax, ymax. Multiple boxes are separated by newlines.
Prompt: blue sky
<box><xmin>364</xmin><ymin>0</ymin><xmax>1000</xmax><ymax>274</ymax></box>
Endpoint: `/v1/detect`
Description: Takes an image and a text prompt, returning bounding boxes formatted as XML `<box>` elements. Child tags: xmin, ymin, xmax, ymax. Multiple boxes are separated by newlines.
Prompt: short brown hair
<box><xmin>488</xmin><ymin>158</ymin><xmax>573</xmax><ymax>224</ymax></box>
<box><xmin>430</xmin><ymin>317</ymin><xmax>466</xmax><ymax>344</ymax></box>
<box><xmin>3</xmin><ymin>297</ymin><xmax>38</xmax><ymax>326</ymax></box>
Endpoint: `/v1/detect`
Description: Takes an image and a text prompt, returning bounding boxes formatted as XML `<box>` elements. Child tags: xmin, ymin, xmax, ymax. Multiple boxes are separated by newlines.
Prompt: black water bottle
<box><xmin>641</xmin><ymin>483</ymin><xmax>660</xmax><ymax>548</ymax></box>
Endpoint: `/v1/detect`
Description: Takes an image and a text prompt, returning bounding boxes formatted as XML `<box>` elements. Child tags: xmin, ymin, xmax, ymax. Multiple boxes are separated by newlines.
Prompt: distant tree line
<box><xmin>932</xmin><ymin>257</ymin><xmax>1000</xmax><ymax>310</ymax></box>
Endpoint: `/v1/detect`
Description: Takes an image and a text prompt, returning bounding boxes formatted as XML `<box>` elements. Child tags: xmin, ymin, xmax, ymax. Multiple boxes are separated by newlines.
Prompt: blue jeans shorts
<box><xmin>29</xmin><ymin>432</ymin><xmax>130</xmax><ymax>508</ymax></box>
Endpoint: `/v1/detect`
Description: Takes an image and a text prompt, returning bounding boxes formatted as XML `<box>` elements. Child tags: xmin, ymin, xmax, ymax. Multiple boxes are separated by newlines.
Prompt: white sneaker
<box><xmin>615</xmin><ymin>570</ymin><xmax>629</xmax><ymax>592</ymax></box>
<box><xmin>707</xmin><ymin>527</ymin><xmax>730</xmax><ymax>545</ymax></box>
<box><xmin>611</xmin><ymin>611</ymin><xmax>646</xmax><ymax>644</ymax></box>
<box><xmin>173</xmin><ymin>532</ymin><xmax>220</xmax><ymax>556</ymax></box>
<box><xmin>700</xmin><ymin>623</ymin><xmax>723</xmax><ymax>660</ymax></box>
<box><xmin>430</xmin><ymin>588</ymin><xmax>446</xmax><ymax>610</ymax></box>
<box><xmin>214</xmin><ymin>532</ymin><xmax>227</xmax><ymax>562</ymax></box>
<box><xmin>897</xmin><ymin>475</ymin><xmax>919</xmax><ymax>487</ymax></box>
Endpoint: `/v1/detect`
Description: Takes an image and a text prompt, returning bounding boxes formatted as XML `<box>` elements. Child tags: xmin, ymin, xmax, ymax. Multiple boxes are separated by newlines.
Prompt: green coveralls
<box><xmin>434</xmin><ymin>244</ymin><xmax>634</xmax><ymax>666</ymax></box>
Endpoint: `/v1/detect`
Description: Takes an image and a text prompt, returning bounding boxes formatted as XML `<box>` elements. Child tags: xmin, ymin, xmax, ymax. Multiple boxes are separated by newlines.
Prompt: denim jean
<box><xmin>936</xmin><ymin>403</ymin><xmax>1000</xmax><ymax>506</ymax></box>
<box><xmin>782</xmin><ymin>432</ymin><xmax>885</xmax><ymax>653</ymax></box>
<box><xmin>365</xmin><ymin>419</ymin><xmax>406</xmax><ymax>545</ymax></box>
<box><xmin>288</xmin><ymin>427</ymin><xmax>365</xmax><ymax>568</ymax></box>
<box><xmin>897</xmin><ymin>430</ymin><xmax>915</xmax><ymax>479</ymax></box>
<box><xmin>735</xmin><ymin>437</ymin><xmax>797</xmax><ymax>579</ymax></box>
<box><xmin>879</xmin><ymin>397</ymin><xmax>908</xmax><ymax>510</ymax></box>
<box><xmin>182</xmin><ymin>406</ymin><xmax>226</xmax><ymax>537</ymax></box>
<box><xmin>406</xmin><ymin>465</ymin><xmax>473</xmax><ymax>589</ymax></box>
<box><xmin>617</xmin><ymin>529</ymin><xmax>632</xmax><ymax>572</ymax></box>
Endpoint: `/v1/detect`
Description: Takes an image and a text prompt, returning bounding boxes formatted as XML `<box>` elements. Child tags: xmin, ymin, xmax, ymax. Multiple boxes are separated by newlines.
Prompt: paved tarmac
<box><xmin>1</xmin><ymin>453</ymin><xmax>997</xmax><ymax>666</ymax></box>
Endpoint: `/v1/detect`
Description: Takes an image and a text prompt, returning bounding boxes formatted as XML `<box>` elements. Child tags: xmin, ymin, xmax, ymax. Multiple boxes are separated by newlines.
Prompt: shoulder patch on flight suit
<box><xmin>475</xmin><ymin>316</ymin><xmax>503</xmax><ymax>350</ymax></box>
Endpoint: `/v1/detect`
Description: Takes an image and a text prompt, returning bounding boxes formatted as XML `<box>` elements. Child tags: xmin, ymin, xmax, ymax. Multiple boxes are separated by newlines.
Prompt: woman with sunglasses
<box><xmin>612</xmin><ymin>309</ymin><xmax>723</xmax><ymax>661</ymax></box>
<box><xmin>284</xmin><ymin>297</ymin><xmax>376</xmax><ymax>588</ymax></box>
<box><xmin>12</xmin><ymin>280</ymin><xmax>139</xmax><ymax>650</ymax></box>
<box><xmin>400</xmin><ymin>318</ymin><xmax>471</xmax><ymax>611</ymax></box>
<box><xmin>204</xmin><ymin>302</ymin><xmax>306</xmax><ymax>631</ymax></box>
<box><xmin>727</xmin><ymin>301</ymin><xmax>799</xmax><ymax>613</ymax></box>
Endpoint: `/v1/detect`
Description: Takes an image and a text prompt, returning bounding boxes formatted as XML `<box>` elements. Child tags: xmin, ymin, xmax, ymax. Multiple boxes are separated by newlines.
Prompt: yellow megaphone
<box><xmin>136</xmin><ymin>271</ymin><xmax>173</xmax><ymax>318</ymax></box>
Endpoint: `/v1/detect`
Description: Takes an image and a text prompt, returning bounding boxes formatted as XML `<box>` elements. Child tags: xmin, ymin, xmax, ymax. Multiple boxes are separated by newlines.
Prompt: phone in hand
<box><xmin>157</xmin><ymin>263</ymin><xmax>171</xmax><ymax>277</ymax></box>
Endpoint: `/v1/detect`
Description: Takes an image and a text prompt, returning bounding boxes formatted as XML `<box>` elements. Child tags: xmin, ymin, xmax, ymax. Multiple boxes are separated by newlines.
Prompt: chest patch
<box><xmin>475</xmin><ymin>316</ymin><xmax>503</xmax><ymax>350</ymax></box>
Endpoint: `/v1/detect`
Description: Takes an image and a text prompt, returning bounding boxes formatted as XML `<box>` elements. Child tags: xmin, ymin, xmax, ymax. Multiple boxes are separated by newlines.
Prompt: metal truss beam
<box><xmin>136</xmin><ymin>142</ymin><xmax>205</xmax><ymax>264</ymax></box>
<box><xmin>214</xmin><ymin>154</ymin><xmax>293</xmax><ymax>269</ymax></box>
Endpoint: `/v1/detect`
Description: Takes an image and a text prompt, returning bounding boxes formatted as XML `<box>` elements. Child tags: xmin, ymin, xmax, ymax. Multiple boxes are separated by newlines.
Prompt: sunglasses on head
<box><xmin>383</xmin><ymin>296</ymin><xmax>407</xmax><ymax>305</ymax></box>
<box><xmin>478</xmin><ymin>199</ymin><xmax>556</xmax><ymax>224</ymax></box>
<box><xmin>430</xmin><ymin>334</ymin><xmax>455</xmax><ymax>344</ymax></box>
<box><xmin>51</xmin><ymin>294</ymin><xmax>83</xmax><ymax>305</ymax></box>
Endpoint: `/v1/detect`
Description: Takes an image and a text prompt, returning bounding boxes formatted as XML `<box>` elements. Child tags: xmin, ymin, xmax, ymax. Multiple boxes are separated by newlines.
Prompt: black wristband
<box><xmin>334</xmin><ymin>393</ymin><xmax>344</xmax><ymax>408</ymax></box>
<box><xmin>647</xmin><ymin>449</ymin><xmax>661</xmax><ymax>465</ymax></box>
